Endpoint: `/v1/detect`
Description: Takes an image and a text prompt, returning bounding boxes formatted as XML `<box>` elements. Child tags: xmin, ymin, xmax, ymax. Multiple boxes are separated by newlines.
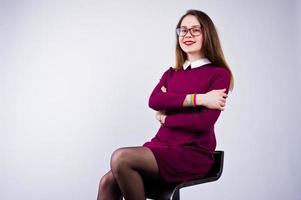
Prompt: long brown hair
<box><xmin>175</xmin><ymin>10</ymin><xmax>234</xmax><ymax>91</ymax></box>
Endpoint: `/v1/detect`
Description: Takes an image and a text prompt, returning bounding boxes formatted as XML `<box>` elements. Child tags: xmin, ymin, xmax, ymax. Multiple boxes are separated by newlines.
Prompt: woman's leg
<box><xmin>97</xmin><ymin>170</ymin><xmax>122</xmax><ymax>200</ymax></box>
<box><xmin>110</xmin><ymin>146</ymin><xmax>159</xmax><ymax>200</ymax></box>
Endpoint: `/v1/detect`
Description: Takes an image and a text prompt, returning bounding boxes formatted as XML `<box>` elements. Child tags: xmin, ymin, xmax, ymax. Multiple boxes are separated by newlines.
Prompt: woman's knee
<box><xmin>99</xmin><ymin>172</ymin><xmax>115</xmax><ymax>192</ymax></box>
<box><xmin>110</xmin><ymin>148</ymin><xmax>132</xmax><ymax>176</ymax></box>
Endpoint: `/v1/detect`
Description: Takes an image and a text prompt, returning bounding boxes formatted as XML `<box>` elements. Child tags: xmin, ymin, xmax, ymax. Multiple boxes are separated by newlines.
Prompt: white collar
<box><xmin>183</xmin><ymin>58</ymin><xmax>211</xmax><ymax>70</ymax></box>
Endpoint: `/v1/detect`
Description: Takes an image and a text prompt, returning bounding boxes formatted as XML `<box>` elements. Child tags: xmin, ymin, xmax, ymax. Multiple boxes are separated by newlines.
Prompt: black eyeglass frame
<box><xmin>176</xmin><ymin>26</ymin><xmax>203</xmax><ymax>37</ymax></box>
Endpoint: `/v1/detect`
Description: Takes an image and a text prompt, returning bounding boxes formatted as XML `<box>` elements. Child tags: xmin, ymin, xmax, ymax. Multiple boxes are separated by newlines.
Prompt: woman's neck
<box><xmin>187</xmin><ymin>52</ymin><xmax>204</xmax><ymax>61</ymax></box>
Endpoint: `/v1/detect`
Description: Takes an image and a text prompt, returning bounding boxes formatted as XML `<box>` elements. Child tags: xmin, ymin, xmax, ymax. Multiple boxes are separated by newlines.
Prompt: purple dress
<box><xmin>143</xmin><ymin>64</ymin><xmax>231</xmax><ymax>183</ymax></box>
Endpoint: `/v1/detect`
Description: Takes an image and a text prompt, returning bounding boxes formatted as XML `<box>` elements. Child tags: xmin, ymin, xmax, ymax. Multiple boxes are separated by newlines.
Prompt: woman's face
<box><xmin>178</xmin><ymin>15</ymin><xmax>204</xmax><ymax>59</ymax></box>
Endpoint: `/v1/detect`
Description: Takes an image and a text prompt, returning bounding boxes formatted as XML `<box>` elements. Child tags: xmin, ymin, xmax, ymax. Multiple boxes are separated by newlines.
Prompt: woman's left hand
<box><xmin>161</xmin><ymin>86</ymin><xmax>167</xmax><ymax>93</ymax></box>
<box><xmin>156</xmin><ymin>110</ymin><xmax>167</xmax><ymax>124</ymax></box>
<box><xmin>156</xmin><ymin>86</ymin><xmax>167</xmax><ymax>124</ymax></box>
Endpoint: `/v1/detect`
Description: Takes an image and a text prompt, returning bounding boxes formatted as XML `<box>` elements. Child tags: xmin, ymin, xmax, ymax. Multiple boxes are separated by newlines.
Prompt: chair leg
<box><xmin>171</xmin><ymin>190</ymin><xmax>180</xmax><ymax>200</ymax></box>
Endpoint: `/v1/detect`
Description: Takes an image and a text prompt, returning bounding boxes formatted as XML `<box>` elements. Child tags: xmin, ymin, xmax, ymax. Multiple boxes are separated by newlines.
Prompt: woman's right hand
<box><xmin>198</xmin><ymin>89</ymin><xmax>228</xmax><ymax>111</ymax></box>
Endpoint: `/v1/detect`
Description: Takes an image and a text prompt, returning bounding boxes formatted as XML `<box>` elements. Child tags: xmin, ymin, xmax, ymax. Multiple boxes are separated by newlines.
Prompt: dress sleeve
<box><xmin>148</xmin><ymin>68</ymin><xmax>187</xmax><ymax>111</ymax></box>
<box><xmin>163</xmin><ymin>68</ymin><xmax>231</xmax><ymax>133</ymax></box>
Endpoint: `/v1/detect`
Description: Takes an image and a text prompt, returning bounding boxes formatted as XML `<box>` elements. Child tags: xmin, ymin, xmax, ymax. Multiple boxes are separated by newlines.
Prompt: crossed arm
<box><xmin>156</xmin><ymin>86</ymin><xmax>227</xmax><ymax>124</ymax></box>
<box><xmin>149</xmin><ymin>68</ymin><xmax>231</xmax><ymax>132</ymax></box>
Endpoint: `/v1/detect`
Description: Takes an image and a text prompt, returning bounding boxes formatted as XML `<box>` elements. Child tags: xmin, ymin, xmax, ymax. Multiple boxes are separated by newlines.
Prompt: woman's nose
<box><xmin>184</xmin><ymin>32</ymin><xmax>193</xmax><ymax>38</ymax></box>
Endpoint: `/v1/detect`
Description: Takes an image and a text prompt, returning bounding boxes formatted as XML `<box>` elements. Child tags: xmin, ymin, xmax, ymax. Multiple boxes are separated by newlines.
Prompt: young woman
<box><xmin>97</xmin><ymin>9</ymin><xmax>234</xmax><ymax>200</ymax></box>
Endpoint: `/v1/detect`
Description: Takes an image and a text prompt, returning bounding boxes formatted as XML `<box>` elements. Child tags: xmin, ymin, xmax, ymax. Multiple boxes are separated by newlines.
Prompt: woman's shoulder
<box><xmin>157</xmin><ymin>66</ymin><xmax>176</xmax><ymax>80</ymax></box>
<box><xmin>205</xmin><ymin>64</ymin><xmax>231</xmax><ymax>76</ymax></box>
<box><xmin>168</xmin><ymin>66</ymin><xmax>184</xmax><ymax>73</ymax></box>
<box><xmin>168</xmin><ymin>66</ymin><xmax>178</xmax><ymax>71</ymax></box>
<box><xmin>162</xmin><ymin>66</ymin><xmax>178</xmax><ymax>75</ymax></box>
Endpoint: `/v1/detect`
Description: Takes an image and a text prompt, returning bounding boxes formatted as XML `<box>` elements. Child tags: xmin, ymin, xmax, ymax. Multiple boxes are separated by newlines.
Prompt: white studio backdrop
<box><xmin>0</xmin><ymin>0</ymin><xmax>300</xmax><ymax>200</ymax></box>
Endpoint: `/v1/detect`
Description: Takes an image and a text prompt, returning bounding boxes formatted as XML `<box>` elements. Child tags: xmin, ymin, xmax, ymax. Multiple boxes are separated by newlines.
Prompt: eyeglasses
<box><xmin>176</xmin><ymin>26</ymin><xmax>202</xmax><ymax>37</ymax></box>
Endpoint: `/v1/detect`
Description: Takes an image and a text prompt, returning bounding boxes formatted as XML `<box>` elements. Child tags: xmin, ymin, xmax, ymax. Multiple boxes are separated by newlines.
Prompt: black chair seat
<box><xmin>144</xmin><ymin>151</ymin><xmax>224</xmax><ymax>200</ymax></box>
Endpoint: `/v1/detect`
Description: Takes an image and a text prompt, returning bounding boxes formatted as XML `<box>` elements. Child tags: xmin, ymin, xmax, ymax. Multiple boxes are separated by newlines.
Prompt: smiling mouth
<box><xmin>184</xmin><ymin>41</ymin><xmax>195</xmax><ymax>45</ymax></box>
